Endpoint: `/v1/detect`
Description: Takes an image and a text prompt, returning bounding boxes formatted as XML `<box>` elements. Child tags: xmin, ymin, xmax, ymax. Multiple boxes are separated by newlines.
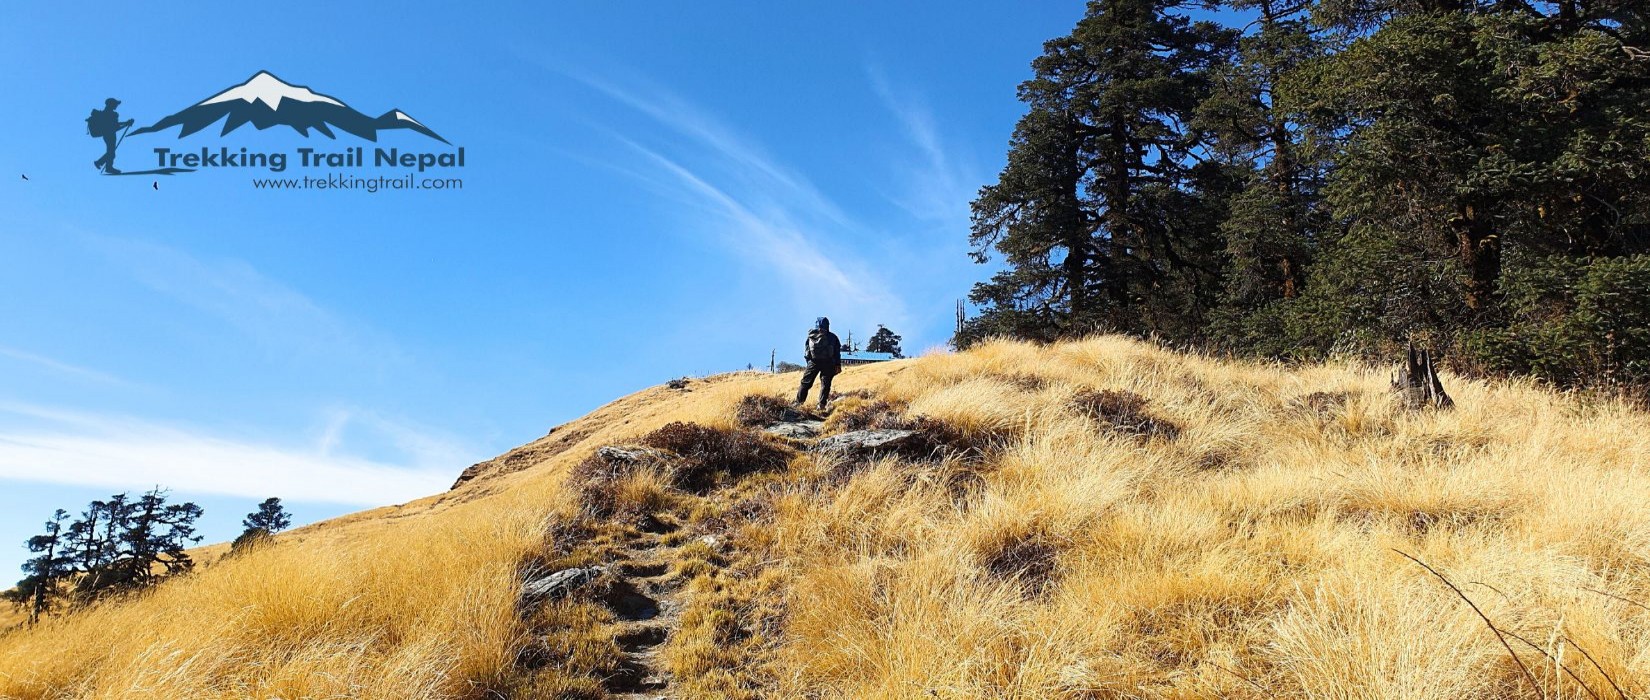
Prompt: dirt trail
<box><xmin>602</xmin><ymin>521</ymin><xmax>692</xmax><ymax>699</ymax></box>
<box><xmin>515</xmin><ymin>403</ymin><xmax>831</xmax><ymax>699</ymax></box>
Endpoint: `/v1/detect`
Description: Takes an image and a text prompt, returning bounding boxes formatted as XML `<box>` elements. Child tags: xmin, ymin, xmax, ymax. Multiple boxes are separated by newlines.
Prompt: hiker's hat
<box><xmin>105</xmin><ymin>98</ymin><xmax>121</xmax><ymax>107</ymax></box>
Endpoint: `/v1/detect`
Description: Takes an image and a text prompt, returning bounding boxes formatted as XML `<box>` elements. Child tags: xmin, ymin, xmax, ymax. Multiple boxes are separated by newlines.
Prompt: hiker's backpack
<box><xmin>86</xmin><ymin>109</ymin><xmax>113</xmax><ymax>138</ymax></box>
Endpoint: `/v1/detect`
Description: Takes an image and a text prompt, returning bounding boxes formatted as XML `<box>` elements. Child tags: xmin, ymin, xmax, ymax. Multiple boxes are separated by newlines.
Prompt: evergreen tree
<box><xmin>64</xmin><ymin>494</ymin><xmax>130</xmax><ymax>599</ymax></box>
<box><xmin>962</xmin><ymin>0</ymin><xmax>1237</xmax><ymax>347</ymax></box>
<box><xmin>1197</xmin><ymin>0</ymin><xmax>1330</xmax><ymax>354</ymax></box>
<box><xmin>234</xmin><ymin>497</ymin><xmax>293</xmax><ymax>551</ymax></box>
<box><xmin>866</xmin><ymin>325</ymin><xmax>904</xmax><ymax>357</ymax></box>
<box><xmin>962</xmin><ymin>0</ymin><xmax>1650</xmax><ymax>387</ymax></box>
<box><xmin>11</xmin><ymin>490</ymin><xmax>204</xmax><ymax>618</ymax></box>
<box><xmin>7</xmin><ymin>510</ymin><xmax>72</xmax><ymax>623</ymax></box>
<box><xmin>242</xmin><ymin>497</ymin><xmax>293</xmax><ymax>534</ymax></box>
<box><xmin>118</xmin><ymin>488</ymin><xmax>203</xmax><ymax>589</ymax></box>
<box><xmin>1283</xmin><ymin>0</ymin><xmax>1650</xmax><ymax>370</ymax></box>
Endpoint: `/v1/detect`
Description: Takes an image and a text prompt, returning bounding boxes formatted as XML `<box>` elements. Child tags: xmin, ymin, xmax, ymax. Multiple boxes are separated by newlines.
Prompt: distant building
<box><xmin>841</xmin><ymin>351</ymin><xmax>898</xmax><ymax>366</ymax></box>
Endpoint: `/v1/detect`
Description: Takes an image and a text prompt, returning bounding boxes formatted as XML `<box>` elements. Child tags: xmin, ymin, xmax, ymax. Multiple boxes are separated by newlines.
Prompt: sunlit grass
<box><xmin>3</xmin><ymin>337</ymin><xmax>1647</xmax><ymax>699</ymax></box>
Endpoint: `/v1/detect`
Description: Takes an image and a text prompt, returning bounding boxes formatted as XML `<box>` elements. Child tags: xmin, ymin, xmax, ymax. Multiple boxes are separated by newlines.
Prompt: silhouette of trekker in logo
<box><xmin>87</xmin><ymin>98</ymin><xmax>134</xmax><ymax>174</ymax></box>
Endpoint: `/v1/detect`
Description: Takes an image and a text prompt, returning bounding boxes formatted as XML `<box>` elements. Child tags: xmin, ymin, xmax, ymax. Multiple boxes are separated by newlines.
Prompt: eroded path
<box><xmin>507</xmin><ymin>396</ymin><xmax>937</xmax><ymax>699</ymax></box>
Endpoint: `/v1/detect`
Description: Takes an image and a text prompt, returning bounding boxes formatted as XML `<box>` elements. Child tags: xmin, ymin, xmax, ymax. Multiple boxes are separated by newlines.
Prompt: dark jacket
<box><xmin>805</xmin><ymin>329</ymin><xmax>842</xmax><ymax>375</ymax></box>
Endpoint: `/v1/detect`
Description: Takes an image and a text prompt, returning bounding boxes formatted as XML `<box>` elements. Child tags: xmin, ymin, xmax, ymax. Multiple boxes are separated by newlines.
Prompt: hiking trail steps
<box><xmin>603</xmin><ymin>529</ymin><xmax>690</xmax><ymax>699</ymax></box>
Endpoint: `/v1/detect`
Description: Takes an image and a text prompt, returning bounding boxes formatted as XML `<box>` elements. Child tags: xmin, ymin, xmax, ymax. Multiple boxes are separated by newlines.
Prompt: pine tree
<box><xmin>119</xmin><ymin>488</ymin><xmax>203</xmax><ymax>589</ymax></box>
<box><xmin>1197</xmin><ymin>0</ymin><xmax>1330</xmax><ymax>354</ymax></box>
<box><xmin>8</xmin><ymin>510</ymin><xmax>72</xmax><ymax>623</ymax></box>
<box><xmin>866</xmin><ymin>325</ymin><xmax>904</xmax><ymax>357</ymax></box>
<box><xmin>1283</xmin><ymin>0</ymin><xmax>1650</xmax><ymax>367</ymax></box>
<box><xmin>11</xmin><ymin>491</ymin><xmax>206</xmax><ymax>617</ymax></box>
<box><xmin>235</xmin><ymin>497</ymin><xmax>293</xmax><ymax>551</ymax></box>
<box><xmin>962</xmin><ymin>0</ymin><xmax>1650</xmax><ymax>386</ymax></box>
<box><xmin>243</xmin><ymin>497</ymin><xmax>292</xmax><ymax>534</ymax></box>
<box><xmin>64</xmin><ymin>494</ymin><xmax>130</xmax><ymax>599</ymax></box>
<box><xmin>963</xmin><ymin>0</ymin><xmax>1237</xmax><ymax>346</ymax></box>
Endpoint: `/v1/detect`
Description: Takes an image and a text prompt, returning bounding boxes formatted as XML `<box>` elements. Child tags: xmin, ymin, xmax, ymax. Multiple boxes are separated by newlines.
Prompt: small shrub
<box><xmin>569</xmin><ymin>446</ymin><xmax>662</xmax><ymax>484</ymax></box>
<box><xmin>995</xmin><ymin>373</ymin><xmax>1050</xmax><ymax>391</ymax></box>
<box><xmin>579</xmin><ymin>473</ymin><xmax>674</xmax><ymax>524</ymax></box>
<box><xmin>975</xmin><ymin>526</ymin><xmax>1061</xmax><ymax>596</ymax></box>
<box><xmin>938</xmin><ymin>462</ymin><xmax>990</xmax><ymax>508</ymax></box>
<box><xmin>640</xmin><ymin>422</ymin><xmax>794</xmax><ymax>492</ymax></box>
<box><xmin>568</xmin><ymin>447</ymin><xmax>676</xmax><ymax>522</ymax></box>
<box><xmin>691</xmin><ymin>487</ymin><xmax>780</xmax><ymax>534</ymax></box>
<box><xmin>229</xmin><ymin>528</ymin><xmax>272</xmax><ymax>554</ymax></box>
<box><xmin>733</xmin><ymin>394</ymin><xmax>805</xmax><ymax>427</ymax></box>
<box><xmin>1294</xmin><ymin>391</ymin><xmax>1353</xmax><ymax>419</ymax></box>
<box><xmin>544</xmin><ymin>519</ymin><xmax>601</xmax><ymax>557</ymax></box>
<box><xmin>1463</xmin><ymin>254</ymin><xmax>1650</xmax><ymax>388</ymax></box>
<box><xmin>823</xmin><ymin>398</ymin><xmax>909</xmax><ymax>433</ymax></box>
<box><xmin>905</xmin><ymin>415</ymin><xmax>1000</xmax><ymax>458</ymax></box>
<box><xmin>1070</xmin><ymin>389</ymin><xmax>1181</xmax><ymax>441</ymax></box>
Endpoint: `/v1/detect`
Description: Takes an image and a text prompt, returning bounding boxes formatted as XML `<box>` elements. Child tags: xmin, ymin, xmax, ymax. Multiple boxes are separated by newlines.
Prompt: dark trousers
<box><xmin>95</xmin><ymin>134</ymin><xmax>117</xmax><ymax>171</ymax></box>
<box><xmin>796</xmin><ymin>368</ymin><xmax>836</xmax><ymax>407</ymax></box>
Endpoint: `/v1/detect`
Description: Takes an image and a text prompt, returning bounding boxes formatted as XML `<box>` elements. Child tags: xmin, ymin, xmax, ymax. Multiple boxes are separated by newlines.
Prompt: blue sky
<box><xmin>0</xmin><ymin>1</ymin><xmax>1166</xmax><ymax>577</ymax></box>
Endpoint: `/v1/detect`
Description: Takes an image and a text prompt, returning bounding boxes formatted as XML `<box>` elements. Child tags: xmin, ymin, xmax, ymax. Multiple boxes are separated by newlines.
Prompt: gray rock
<box><xmin>596</xmin><ymin>445</ymin><xmax>670</xmax><ymax>464</ymax></box>
<box><xmin>764</xmin><ymin>420</ymin><xmax>824</xmax><ymax>440</ymax></box>
<box><xmin>521</xmin><ymin>566</ymin><xmax>607</xmax><ymax>603</ymax></box>
<box><xmin>813</xmin><ymin>429</ymin><xmax>920</xmax><ymax>455</ymax></box>
<box><xmin>771</xmin><ymin>405</ymin><xmax>809</xmax><ymax>423</ymax></box>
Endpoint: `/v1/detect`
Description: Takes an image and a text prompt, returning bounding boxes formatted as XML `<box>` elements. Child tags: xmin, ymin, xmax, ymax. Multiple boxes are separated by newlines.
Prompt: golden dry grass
<box><xmin>761</xmin><ymin>337</ymin><xmax>1650</xmax><ymax>699</ymax></box>
<box><xmin>3</xmin><ymin>336</ymin><xmax>1649</xmax><ymax>699</ymax></box>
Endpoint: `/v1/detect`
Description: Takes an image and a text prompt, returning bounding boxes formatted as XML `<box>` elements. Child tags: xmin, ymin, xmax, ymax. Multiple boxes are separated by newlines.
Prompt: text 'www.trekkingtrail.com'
<box><xmin>251</xmin><ymin>173</ymin><xmax>463</xmax><ymax>192</ymax></box>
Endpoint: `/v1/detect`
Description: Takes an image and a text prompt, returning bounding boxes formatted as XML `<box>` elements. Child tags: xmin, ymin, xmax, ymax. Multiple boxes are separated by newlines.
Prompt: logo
<box><xmin>87</xmin><ymin>71</ymin><xmax>464</xmax><ymax>189</ymax></box>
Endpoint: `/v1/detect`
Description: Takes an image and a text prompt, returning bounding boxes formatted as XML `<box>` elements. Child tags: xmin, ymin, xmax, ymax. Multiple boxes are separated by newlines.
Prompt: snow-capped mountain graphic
<box><xmin>128</xmin><ymin>71</ymin><xmax>449</xmax><ymax>144</ymax></box>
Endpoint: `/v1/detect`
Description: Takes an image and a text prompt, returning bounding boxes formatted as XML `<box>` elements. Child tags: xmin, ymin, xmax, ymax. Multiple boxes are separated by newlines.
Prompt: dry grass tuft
<box><xmin>639</xmin><ymin>422</ymin><xmax>795</xmax><ymax>492</ymax></box>
<box><xmin>972</xmin><ymin>520</ymin><xmax>1062</xmax><ymax>596</ymax></box>
<box><xmin>823</xmin><ymin>395</ymin><xmax>1004</xmax><ymax>460</ymax></box>
<box><xmin>733</xmin><ymin>393</ymin><xmax>805</xmax><ymax>427</ymax></box>
<box><xmin>1070</xmin><ymin>387</ymin><xmax>1182</xmax><ymax>441</ymax></box>
<box><xmin>1294</xmin><ymin>390</ymin><xmax>1356</xmax><ymax>418</ymax></box>
<box><xmin>822</xmin><ymin>396</ymin><xmax>910</xmax><ymax>433</ymax></box>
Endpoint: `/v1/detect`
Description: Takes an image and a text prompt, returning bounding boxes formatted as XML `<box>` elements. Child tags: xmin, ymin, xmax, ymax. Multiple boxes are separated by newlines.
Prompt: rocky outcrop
<box><xmin>764</xmin><ymin>420</ymin><xmax>824</xmax><ymax>440</ymax></box>
<box><xmin>595</xmin><ymin>445</ymin><xmax>672</xmax><ymax>465</ymax></box>
<box><xmin>520</xmin><ymin>566</ymin><xmax>608</xmax><ymax>605</ymax></box>
<box><xmin>813</xmin><ymin>429</ymin><xmax>920</xmax><ymax>455</ymax></box>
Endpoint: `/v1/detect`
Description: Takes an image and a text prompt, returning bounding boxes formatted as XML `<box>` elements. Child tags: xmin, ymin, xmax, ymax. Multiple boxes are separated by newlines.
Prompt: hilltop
<box><xmin>1</xmin><ymin>336</ymin><xmax>1647</xmax><ymax>699</ymax></box>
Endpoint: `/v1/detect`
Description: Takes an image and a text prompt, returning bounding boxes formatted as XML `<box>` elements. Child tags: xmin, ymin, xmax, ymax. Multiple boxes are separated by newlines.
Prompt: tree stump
<box><xmin>1391</xmin><ymin>344</ymin><xmax>1454</xmax><ymax>409</ymax></box>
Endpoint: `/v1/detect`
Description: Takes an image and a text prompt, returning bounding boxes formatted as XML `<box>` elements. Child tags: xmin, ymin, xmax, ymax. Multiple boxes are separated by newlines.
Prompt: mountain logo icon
<box><xmin>128</xmin><ymin>71</ymin><xmax>449</xmax><ymax>144</ymax></box>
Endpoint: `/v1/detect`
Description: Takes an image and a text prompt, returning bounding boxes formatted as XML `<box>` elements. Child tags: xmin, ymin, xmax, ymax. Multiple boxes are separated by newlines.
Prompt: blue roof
<box><xmin>842</xmin><ymin>351</ymin><xmax>897</xmax><ymax>362</ymax></box>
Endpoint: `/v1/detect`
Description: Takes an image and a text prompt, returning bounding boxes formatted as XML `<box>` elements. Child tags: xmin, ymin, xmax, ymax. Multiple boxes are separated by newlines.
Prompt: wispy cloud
<box><xmin>617</xmin><ymin>138</ymin><xmax>885</xmax><ymax>307</ymax></box>
<box><xmin>532</xmin><ymin>60</ymin><xmax>908</xmax><ymax>326</ymax></box>
<box><xmin>866</xmin><ymin>64</ymin><xmax>980</xmax><ymax>224</ymax></box>
<box><xmin>566</xmin><ymin>71</ymin><xmax>857</xmax><ymax>230</ymax></box>
<box><xmin>83</xmin><ymin>235</ymin><xmax>406</xmax><ymax>368</ymax></box>
<box><xmin>0</xmin><ymin>402</ymin><xmax>461</xmax><ymax>505</ymax></box>
<box><xmin>0</xmin><ymin>345</ymin><xmax>127</xmax><ymax>386</ymax></box>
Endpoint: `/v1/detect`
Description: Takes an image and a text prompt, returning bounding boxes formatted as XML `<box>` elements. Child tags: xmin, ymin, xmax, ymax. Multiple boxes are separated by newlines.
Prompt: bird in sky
<box><xmin>19</xmin><ymin>174</ymin><xmax>26</xmax><ymax>181</ymax></box>
<box><xmin>152</xmin><ymin>181</ymin><xmax>159</xmax><ymax>190</ymax></box>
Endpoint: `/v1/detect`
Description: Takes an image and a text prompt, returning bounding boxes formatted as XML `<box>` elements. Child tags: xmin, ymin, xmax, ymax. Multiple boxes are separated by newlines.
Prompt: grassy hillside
<box><xmin>2</xmin><ymin>336</ymin><xmax>1648</xmax><ymax>699</ymax></box>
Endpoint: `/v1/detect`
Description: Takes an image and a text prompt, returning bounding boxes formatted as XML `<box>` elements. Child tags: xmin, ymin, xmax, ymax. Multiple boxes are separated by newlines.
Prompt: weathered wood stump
<box><xmin>1391</xmin><ymin>344</ymin><xmax>1454</xmax><ymax>409</ymax></box>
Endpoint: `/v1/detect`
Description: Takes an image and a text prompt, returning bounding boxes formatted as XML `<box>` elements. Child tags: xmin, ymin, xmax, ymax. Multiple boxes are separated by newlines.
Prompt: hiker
<box><xmin>795</xmin><ymin>317</ymin><xmax>842</xmax><ymax>409</ymax></box>
<box><xmin>88</xmin><ymin>98</ymin><xmax>133</xmax><ymax>174</ymax></box>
